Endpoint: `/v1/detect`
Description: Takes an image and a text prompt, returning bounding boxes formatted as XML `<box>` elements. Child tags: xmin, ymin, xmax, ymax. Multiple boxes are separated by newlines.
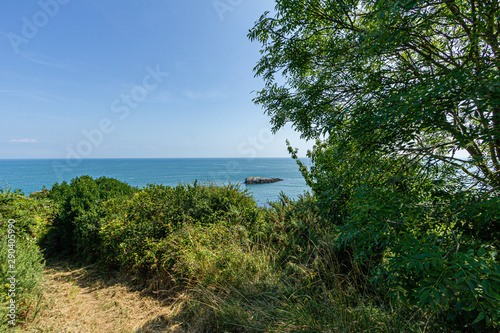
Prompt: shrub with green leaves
<box><xmin>0</xmin><ymin>190</ymin><xmax>53</xmax><ymax>328</ymax></box>
<box><xmin>98</xmin><ymin>182</ymin><xmax>259</xmax><ymax>277</ymax></box>
<box><xmin>166</xmin><ymin>222</ymin><xmax>285</xmax><ymax>332</ymax></box>
<box><xmin>169</xmin><ymin>196</ymin><xmax>436</xmax><ymax>332</ymax></box>
<box><xmin>45</xmin><ymin>175</ymin><xmax>137</xmax><ymax>261</ymax></box>
<box><xmin>380</xmin><ymin>243</ymin><xmax>500</xmax><ymax>330</ymax></box>
<box><xmin>0</xmin><ymin>237</ymin><xmax>44</xmax><ymax>328</ymax></box>
<box><xmin>289</xmin><ymin>136</ymin><xmax>500</xmax><ymax>330</ymax></box>
<box><xmin>0</xmin><ymin>189</ymin><xmax>55</xmax><ymax>242</ymax></box>
<box><xmin>171</xmin><ymin>223</ymin><xmax>273</xmax><ymax>288</ymax></box>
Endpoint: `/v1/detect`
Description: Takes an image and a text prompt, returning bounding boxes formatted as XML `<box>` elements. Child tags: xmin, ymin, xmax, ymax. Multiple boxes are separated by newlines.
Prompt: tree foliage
<box><xmin>250</xmin><ymin>0</ymin><xmax>500</xmax><ymax>328</ymax></box>
<box><xmin>250</xmin><ymin>0</ymin><xmax>500</xmax><ymax>189</ymax></box>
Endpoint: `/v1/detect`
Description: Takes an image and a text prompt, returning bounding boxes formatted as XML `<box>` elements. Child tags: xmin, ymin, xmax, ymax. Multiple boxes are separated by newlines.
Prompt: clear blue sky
<box><xmin>0</xmin><ymin>0</ymin><xmax>312</xmax><ymax>159</ymax></box>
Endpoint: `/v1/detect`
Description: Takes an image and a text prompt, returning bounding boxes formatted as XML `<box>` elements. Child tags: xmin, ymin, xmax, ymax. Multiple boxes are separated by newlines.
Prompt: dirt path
<box><xmin>23</xmin><ymin>261</ymin><xmax>186</xmax><ymax>333</ymax></box>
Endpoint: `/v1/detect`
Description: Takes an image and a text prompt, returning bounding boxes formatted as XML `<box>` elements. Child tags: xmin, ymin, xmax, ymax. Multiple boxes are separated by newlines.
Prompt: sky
<box><xmin>0</xmin><ymin>0</ymin><xmax>313</xmax><ymax>159</ymax></box>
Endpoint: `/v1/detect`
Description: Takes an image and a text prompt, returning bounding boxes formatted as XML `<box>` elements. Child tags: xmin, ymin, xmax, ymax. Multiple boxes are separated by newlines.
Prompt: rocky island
<box><xmin>244</xmin><ymin>177</ymin><xmax>283</xmax><ymax>184</ymax></box>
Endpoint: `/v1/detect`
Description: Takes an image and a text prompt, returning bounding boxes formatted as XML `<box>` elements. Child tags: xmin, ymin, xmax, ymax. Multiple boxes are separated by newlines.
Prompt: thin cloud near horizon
<box><xmin>8</xmin><ymin>138</ymin><xmax>37</xmax><ymax>144</ymax></box>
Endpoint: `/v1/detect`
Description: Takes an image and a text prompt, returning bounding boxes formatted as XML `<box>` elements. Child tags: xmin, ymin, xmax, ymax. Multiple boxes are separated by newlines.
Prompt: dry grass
<box><xmin>22</xmin><ymin>260</ymin><xmax>187</xmax><ymax>333</ymax></box>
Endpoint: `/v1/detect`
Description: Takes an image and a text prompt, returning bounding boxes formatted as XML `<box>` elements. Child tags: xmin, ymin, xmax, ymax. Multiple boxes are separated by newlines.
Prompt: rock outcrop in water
<box><xmin>244</xmin><ymin>177</ymin><xmax>283</xmax><ymax>184</ymax></box>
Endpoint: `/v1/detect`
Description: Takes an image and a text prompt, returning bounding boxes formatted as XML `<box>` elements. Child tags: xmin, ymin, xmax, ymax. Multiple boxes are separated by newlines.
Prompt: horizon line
<box><xmin>0</xmin><ymin>156</ymin><xmax>310</xmax><ymax>160</ymax></box>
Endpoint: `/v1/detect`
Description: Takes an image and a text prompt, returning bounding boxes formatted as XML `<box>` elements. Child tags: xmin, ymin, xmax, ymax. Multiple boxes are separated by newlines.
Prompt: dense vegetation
<box><xmin>1</xmin><ymin>0</ymin><xmax>499</xmax><ymax>331</ymax></box>
<box><xmin>0</xmin><ymin>189</ymin><xmax>54</xmax><ymax>328</ymax></box>
<box><xmin>248</xmin><ymin>0</ymin><xmax>500</xmax><ymax>330</ymax></box>
<box><xmin>1</xmin><ymin>172</ymin><xmax>498</xmax><ymax>331</ymax></box>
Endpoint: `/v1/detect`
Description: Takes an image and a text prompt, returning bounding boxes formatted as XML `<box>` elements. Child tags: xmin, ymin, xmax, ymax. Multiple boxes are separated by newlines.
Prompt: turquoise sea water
<box><xmin>0</xmin><ymin>158</ymin><xmax>311</xmax><ymax>204</ymax></box>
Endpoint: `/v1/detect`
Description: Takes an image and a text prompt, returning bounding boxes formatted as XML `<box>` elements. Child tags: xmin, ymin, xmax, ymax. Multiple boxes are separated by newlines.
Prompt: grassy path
<box><xmin>22</xmin><ymin>261</ymin><xmax>186</xmax><ymax>333</ymax></box>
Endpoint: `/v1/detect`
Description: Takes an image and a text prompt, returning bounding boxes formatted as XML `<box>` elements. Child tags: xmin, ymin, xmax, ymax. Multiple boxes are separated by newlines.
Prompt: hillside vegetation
<box><xmin>1</xmin><ymin>173</ymin><xmax>498</xmax><ymax>332</ymax></box>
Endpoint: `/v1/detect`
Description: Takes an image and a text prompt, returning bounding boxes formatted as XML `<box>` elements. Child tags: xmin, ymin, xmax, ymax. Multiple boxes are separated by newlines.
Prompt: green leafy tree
<box><xmin>250</xmin><ymin>0</ymin><xmax>500</xmax><ymax>327</ymax></box>
<box><xmin>249</xmin><ymin>0</ymin><xmax>500</xmax><ymax>190</ymax></box>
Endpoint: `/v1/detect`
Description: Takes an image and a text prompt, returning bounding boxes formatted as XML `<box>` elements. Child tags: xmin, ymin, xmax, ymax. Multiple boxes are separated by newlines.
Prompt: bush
<box><xmin>0</xmin><ymin>237</ymin><xmax>44</xmax><ymax>328</ymax></box>
<box><xmin>0</xmin><ymin>190</ymin><xmax>52</xmax><ymax>328</ymax></box>
<box><xmin>0</xmin><ymin>189</ymin><xmax>55</xmax><ymax>242</ymax></box>
<box><xmin>167</xmin><ymin>223</ymin><xmax>283</xmax><ymax>332</ymax></box>
<box><xmin>290</xmin><ymin>137</ymin><xmax>500</xmax><ymax>330</ymax></box>
<box><xmin>170</xmin><ymin>195</ymin><xmax>434</xmax><ymax>332</ymax></box>
<box><xmin>98</xmin><ymin>181</ymin><xmax>259</xmax><ymax>277</ymax></box>
<box><xmin>381</xmin><ymin>242</ymin><xmax>500</xmax><ymax>330</ymax></box>
<box><xmin>171</xmin><ymin>223</ymin><xmax>274</xmax><ymax>288</ymax></box>
<box><xmin>45</xmin><ymin>176</ymin><xmax>136</xmax><ymax>261</ymax></box>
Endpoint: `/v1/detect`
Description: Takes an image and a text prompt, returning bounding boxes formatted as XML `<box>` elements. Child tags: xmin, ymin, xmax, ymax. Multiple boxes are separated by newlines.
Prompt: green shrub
<box><xmin>166</xmin><ymin>223</ymin><xmax>284</xmax><ymax>332</ymax></box>
<box><xmin>290</xmin><ymin>137</ymin><xmax>500</xmax><ymax>330</ymax></box>
<box><xmin>171</xmin><ymin>223</ymin><xmax>274</xmax><ymax>288</ymax></box>
<box><xmin>257</xmin><ymin>193</ymin><xmax>329</xmax><ymax>256</ymax></box>
<box><xmin>169</xmin><ymin>196</ymin><xmax>434</xmax><ymax>333</ymax></box>
<box><xmin>0</xmin><ymin>237</ymin><xmax>44</xmax><ymax>328</ymax></box>
<box><xmin>0</xmin><ymin>190</ymin><xmax>51</xmax><ymax>329</ymax></box>
<box><xmin>380</xmin><ymin>241</ymin><xmax>500</xmax><ymax>330</ymax></box>
<box><xmin>0</xmin><ymin>189</ymin><xmax>55</xmax><ymax>242</ymax></box>
<box><xmin>98</xmin><ymin>182</ymin><xmax>259</xmax><ymax>277</ymax></box>
<box><xmin>45</xmin><ymin>176</ymin><xmax>136</xmax><ymax>261</ymax></box>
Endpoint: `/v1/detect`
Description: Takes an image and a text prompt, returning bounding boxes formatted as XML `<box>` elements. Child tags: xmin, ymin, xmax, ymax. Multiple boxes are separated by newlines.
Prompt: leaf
<box><xmin>467</xmin><ymin>280</ymin><xmax>476</xmax><ymax>293</ymax></box>
<box><xmin>482</xmin><ymin>280</ymin><xmax>490</xmax><ymax>293</ymax></box>
<box><xmin>432</xmin><ymin>289</ymin><xmax>441</xmax><ymax>303</ymax></box>
<box><xmin>439</xmin><ymin>283</ymin><xmax>449</xmax><ymax>297</ymax></box>
<box><xmin>420</xmin><ymin>288</ymin><xmax>431</xmax><ymax>304</ymax></box>
<box><xmin>472</xmin><ymin>312</ymin><xmax>485</xmax><ymax>324</ymax></box>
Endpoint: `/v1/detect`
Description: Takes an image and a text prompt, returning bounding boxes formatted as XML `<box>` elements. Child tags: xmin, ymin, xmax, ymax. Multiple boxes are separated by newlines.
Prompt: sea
<box><xmin>0</xmin><ymin>158</ymin><xmax>311</xmax><ymax>204</ymax></box>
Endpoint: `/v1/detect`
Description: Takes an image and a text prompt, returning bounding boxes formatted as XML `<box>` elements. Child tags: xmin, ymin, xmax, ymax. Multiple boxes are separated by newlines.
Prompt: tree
<box><xmin>250</xmin><ymin>1</ymin><xmax>500</xmax><ymax>326</ymax></box>
<box><xmin>249</xmin><ymin>0</ymin><xmax>500</xmax><ymax>190</ymax></box>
